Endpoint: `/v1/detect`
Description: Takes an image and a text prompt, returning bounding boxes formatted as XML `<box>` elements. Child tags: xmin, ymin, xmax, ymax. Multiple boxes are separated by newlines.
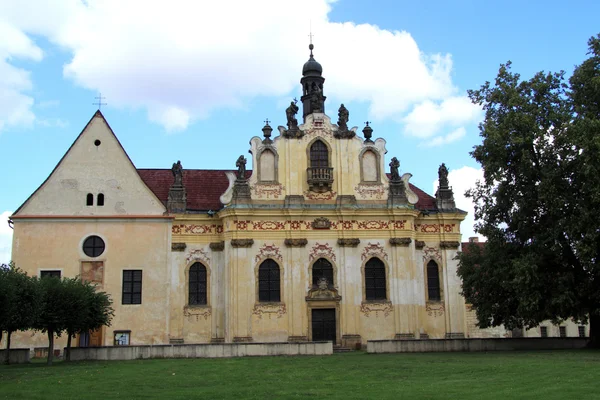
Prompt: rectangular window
<box><xmin>578</xmin><ymin>326</ymin><xmax>586</xmax><ymax>337</ymax></box>
<box><xmin>114</xmin><ymin>330</ymin><xmax>131</xmax><ymax>346</ymax></box>
<box><xmin>540</xmin><ymin>326</ymin><xmax>548</xmax><ymax>337</ymax></box>
<box><xmin>559</xmin><ymin>326</ymin><xmax>567</xmax><ymax>337</ymax></box>
<box><xmin>40</xmin><ymin>270</ymin><xmax>61</xmax><ymax>279</ymax></box>
<box><xmin>122</xmin><ymin>270</ymin><xmax>142</xmax><ymax>305</ymax></box>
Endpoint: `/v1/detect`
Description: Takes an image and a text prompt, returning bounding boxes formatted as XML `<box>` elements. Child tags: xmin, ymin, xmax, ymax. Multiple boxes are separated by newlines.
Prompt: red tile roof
<box><xmin>461</xmin><ymin>241</ymin><xmax>485</xmax><ymax>253</ymax></box>
<box><xmin>138</xmin><ymin>169</ymin><xmax>437</xmax><ymax>211</ymax></box>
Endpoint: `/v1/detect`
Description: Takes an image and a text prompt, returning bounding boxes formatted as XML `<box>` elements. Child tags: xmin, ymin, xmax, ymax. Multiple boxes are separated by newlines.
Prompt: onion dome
<box><xmin>302</xmin><ymin>44</ymin><xmax>323</xmax><ymax>76</ymax></box>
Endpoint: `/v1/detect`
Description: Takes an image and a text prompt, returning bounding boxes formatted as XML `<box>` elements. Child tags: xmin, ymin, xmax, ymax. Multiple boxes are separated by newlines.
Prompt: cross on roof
<box><xmin>93</xmin><ymin>93</ymin><xmax>107</xmax><ymax>110</ymax></box>
<box><xmin>264</xmin><ymin>118</ymin><xmax>270</xmax><ymax>126</ymax></box>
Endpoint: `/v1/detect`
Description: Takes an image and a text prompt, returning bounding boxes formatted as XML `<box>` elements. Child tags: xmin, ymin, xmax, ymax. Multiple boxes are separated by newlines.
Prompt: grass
<box><xmin>1</xmin><ymin>350</ymin><xmax>600</xmax><ymax>399</ymax></box>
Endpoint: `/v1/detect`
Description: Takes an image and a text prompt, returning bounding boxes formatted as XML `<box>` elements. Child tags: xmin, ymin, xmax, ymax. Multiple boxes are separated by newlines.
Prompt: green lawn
<box><xmin>1</xmin><ymin>350</ymin><xmax>599</xmax><ymax>399</ymax></box>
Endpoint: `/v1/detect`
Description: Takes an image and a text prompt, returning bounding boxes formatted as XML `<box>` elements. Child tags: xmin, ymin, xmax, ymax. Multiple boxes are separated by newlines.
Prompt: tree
<box><xmin>63</xmin><ymin>278</ymin><xmax>114</xmax><ymax>362</ymax></box>
<box><xmin>0</xmin><ymin>263</ymin><xmax>39</xmax><ymax>364</ymax></box>
<box><xmin>459</xmin><ymin>34</ymin><xmax>600</xmax><ymax>347</ymax></box>
<box><xmin>35</xmin><ymin>275</ymin><xmax>70</xmax><ymax>365</ymax></box>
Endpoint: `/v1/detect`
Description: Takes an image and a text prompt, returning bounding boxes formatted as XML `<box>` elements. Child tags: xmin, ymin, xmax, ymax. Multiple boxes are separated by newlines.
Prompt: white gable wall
<box><xmin>16</xmin><ymin>114</ymin><xmax>165</xmax><ymax>216</ymax></box>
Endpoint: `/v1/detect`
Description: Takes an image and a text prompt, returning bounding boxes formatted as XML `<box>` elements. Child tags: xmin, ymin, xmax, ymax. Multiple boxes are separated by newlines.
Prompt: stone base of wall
<box><xmin>287</xmin><ymin>336</ymin><xmax>308</xmax><ymax>342</ymax></box>
<box><xmin>342</xmin><ymin>334</ymin><xmax>362</xmax><ymax>350</ymax></box>
<box><xmin>367</xmin><ymin>338</ymin><xmax>589</xmax><ymax>353</ymax></box>
<box><xmin>67</xmin><ymin>342</ymin><xmax>333</xmax><ymax>361</ymax></box>
<box><xmin>394</xmin><ymin>333</ymin><xmax>415</xmax><ymax>340</ymax></box>
<box><xmin>0</xmin><ymin>349</ymin><xmax>31</xmax><ymax>364</ymax></box>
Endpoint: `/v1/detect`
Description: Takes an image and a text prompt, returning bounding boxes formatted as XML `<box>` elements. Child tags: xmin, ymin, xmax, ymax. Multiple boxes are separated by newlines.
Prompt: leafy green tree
<box><xmin>63</xmin><ymin>278</ymin><xmax>114</xmax><ymax>362</ymax></box>
<box><xmin>35</xmin><ymin>275</ymin><xmax>70</xmax><ymax>365</ymax></box>
<box><xmin>0</xmin><ymin>263</ymin><xmax>39</xmax><ymax>364</ymax></box>
<box><xmin>459</xmin><ymin>34</ymin><xmax>600</xmax><ymax>347</ymax></box>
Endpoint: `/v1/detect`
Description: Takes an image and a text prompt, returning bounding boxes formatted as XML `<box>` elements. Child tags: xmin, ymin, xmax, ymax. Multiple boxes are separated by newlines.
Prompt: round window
<box><xmin>83</xmin><ymin>235</ymin><xmax>105</xmax><ymax>258</ymax></box>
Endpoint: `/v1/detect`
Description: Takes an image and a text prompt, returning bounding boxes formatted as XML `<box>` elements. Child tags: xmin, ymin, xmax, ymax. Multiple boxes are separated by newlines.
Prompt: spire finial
<box><xmin>308</xmin><ymin>22</ymin><xmax>314</xmax><ymax>57</ymax></box>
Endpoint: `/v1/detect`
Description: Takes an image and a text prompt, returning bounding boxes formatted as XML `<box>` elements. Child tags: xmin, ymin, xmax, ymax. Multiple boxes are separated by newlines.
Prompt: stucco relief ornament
<box><xmin>251</xmin><ymin>183</ymin><xmax>285</xmax><ymax>199</ymax></box>
<box><xmin>361</xmin><ymin>243</ymin><xmax>388</xmax><ymax>261</ymax></box>
<box><xmin>303</xmin><ymin>190</ymin><xmax>337</xmax><ymax>201</ymax></box>
<box><xmin>186</xmin><ymin>248</ymin><xmax>210</xmax><ymax>265</ymax></box>
<box><xmin>360</xmin><ymin>302</ymin><xmax>394</xmax><ymax>317</ymax></box>
<box><xmin>252</xmin><ymin>303</ymin><xmax>287</xmax><ymax>319</ymax></box>
<box><xmin>309</xmin><ymin>243</ymin><xmax>336</xmax><ymax>262</ymax></box>
<box><xmin>184</xmin><ymin>306</ymin><xmax>212</xmax><ymax>321</ymax></box>
<box><xmin>426</xmin><ymin>302</ymin><xmax>445</xmax><ymax>317</ymax></box>
<box><xmin>355</xmin><ymin>184</ymin><xmax>385</xmax><ymax>199</ymax></box>
<box><xmin>422</xmin><ymin>246</ymin><xmax>442</xmax><ymax>263</ymax></box>
<box><xmin>255</xmin><ymin>243</ymin><xmax>283</xmax><ymax>263</ymax></box>
<box><xmin>306</xmin><ymin>278</ymin><xmax>341</xmax><ymax>301</ymax></box>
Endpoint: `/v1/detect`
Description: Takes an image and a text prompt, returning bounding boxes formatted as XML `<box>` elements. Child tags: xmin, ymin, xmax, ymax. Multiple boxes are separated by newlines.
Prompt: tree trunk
<box><xmin>588</xmin><ymin>313</ymin><xmax>600</xmax><ymax>348</ymax></box>
<box><xmin>47</xmin><ymin>330</ymin><xmax>54</xmax><ymax>366</ymax></box>
<box><xmin>66</xmin><ymin>333</ymin><xmax>72</xmax><ymax>362</ymax></box>
<box><xmin>4</xmin><ymin>331</ymin><xmax>11</xmax><ymax>365</ymax></box>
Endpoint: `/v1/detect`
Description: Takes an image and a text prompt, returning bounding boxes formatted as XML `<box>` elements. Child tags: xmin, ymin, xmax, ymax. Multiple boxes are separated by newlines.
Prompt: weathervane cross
<box><xmin>93</xmin><ymin>93</ymin><xmax>107</xmax><ymax>110</ymax></box>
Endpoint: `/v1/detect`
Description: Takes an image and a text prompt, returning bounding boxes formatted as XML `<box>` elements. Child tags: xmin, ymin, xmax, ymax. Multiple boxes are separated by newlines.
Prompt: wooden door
<box><xmin>312</xmin><ymin>309</ymin><xmax>336</xmax><ymax>344</ymax></box>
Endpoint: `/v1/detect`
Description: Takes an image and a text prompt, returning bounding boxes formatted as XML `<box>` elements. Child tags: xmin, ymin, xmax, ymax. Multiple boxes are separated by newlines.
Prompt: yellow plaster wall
<box><xmin>10</xmin><ymin>218</ymin><xmax>171</xmax><ymax>349</ymax></box>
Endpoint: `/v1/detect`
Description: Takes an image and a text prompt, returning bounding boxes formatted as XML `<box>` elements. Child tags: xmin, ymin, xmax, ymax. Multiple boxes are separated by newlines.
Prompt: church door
<box><xmin>312</xmin><ymin>309</ymin><xmax>336</xmax><ymax>344</ymax></box>
<box><xmin>79</xmin><ymin>329</ymin><xmax>103</xmax><ymax>347</ymax></box>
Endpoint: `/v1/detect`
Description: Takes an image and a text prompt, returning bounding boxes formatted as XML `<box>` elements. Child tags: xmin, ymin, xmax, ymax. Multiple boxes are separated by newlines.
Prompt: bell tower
<box><xmin>300</xmin><ymin>43</ymin><xmax>326</xmax><ymax>119</ymax></box>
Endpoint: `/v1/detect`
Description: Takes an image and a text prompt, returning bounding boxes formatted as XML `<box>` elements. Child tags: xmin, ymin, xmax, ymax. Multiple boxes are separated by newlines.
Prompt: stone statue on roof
<box><xmin>236</xmin><ymin>155</ymin><xmax>247</xmax><ymax>180</ymax></box>
<box><xmin>337</xmin><ymin>104</ymin><xmax>349</xmax><ymax>131</ymax></box>
<box><xmin>171</xmin><ymin>160</ymin><xmax>183</xmax><ymax>186</ymax></box>
<box><xmin>438</xmin><ymin>163</ymin><xmax>449</xmax><ymax>188</ymax></box>
<box><xmin>285</xmin><ymin>100</ymin><xmax>299</xmax><ymax>131</ymax></box>
<box><xmin>389</xmin><ymin>157</ymin><xmax>400</xmax><ymax>181</ymax></box>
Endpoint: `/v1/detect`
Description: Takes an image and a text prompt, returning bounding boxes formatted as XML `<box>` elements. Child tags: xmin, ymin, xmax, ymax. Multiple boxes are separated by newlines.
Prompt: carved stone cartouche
<box><xmin>312</xmin><ymin>217</ymin><xmax>332</xmax><ymax>230</ymax></box>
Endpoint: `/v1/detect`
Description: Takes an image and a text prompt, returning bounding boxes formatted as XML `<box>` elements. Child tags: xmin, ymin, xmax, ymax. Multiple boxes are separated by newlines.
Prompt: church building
<box><xmin>9</xmin><ymin>44</ymin><xmax>475</xmax><ymax>350</ymax></box>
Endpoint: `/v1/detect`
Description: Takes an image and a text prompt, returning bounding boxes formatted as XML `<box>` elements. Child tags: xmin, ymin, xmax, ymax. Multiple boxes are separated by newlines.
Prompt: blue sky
<box><xmin>1</xmin><ymin>0</ymin><xmax>599</xmax><ymax>263</ymax></box>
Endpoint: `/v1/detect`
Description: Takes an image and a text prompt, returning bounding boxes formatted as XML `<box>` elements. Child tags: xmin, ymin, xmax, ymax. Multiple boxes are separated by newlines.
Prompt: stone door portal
<box><xmin>312</xmin><ymin>308</ymin><xmax>336</xmax><ymax>344</ymax></box>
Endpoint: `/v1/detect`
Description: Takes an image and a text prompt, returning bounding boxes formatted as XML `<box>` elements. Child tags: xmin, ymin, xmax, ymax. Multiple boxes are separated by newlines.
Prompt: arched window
<box><xmin>310</xmin><ymin>140</ymin><xmax>328</xmax><ymax>168</ymax></box>
<box><xmin>86</xmin><ymin>193</ymin><xmax>94</xmax><ymax>206</ymax></box>
<box><xmin>97</xmin><ymin>193</ymin><xmax>105</xmax><ymax>206</ymax></box>
<box><xmin>312</xmin><ymin>258</ymin><xmax>334</xmax><ymax>286</ymax></box>
<box><xmin>258</xmin><ymin>259</ymin><xmax>280</xmax><ymax>302</ymax></box>
<box><xmin>427</xmin><ymin>260</ymin><xmax>441</xmax><ymax>301</ymax></box>
<box><xmin>189</xmin><ymin>263</ymin><xmax>207</xmax><ymax>305</ymax></box>
<box><xmin>365</xmin><ymin>258</ymin><xmax>387</xmax><ymax>300</ymax></box>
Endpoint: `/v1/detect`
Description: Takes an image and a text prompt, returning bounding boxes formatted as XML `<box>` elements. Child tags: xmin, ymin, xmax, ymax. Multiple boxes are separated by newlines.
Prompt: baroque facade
<box><xmin>9</xmin><ymin>45</ymin><xmax>518</xmax><ymax>351</ymax></box>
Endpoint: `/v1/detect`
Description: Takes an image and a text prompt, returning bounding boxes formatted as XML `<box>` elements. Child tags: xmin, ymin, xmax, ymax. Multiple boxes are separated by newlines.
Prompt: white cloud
<box><xmin>0</xmin><ymin>19</ymin><xmax>42</xmax><ymax>132</ymax></box>
<box><xmin>0</xmin><ymin>211</ymin><xmax>13</xmax><ymax>265</ymax></box>
<box><xmin>404</xmin><ymin>96</ymin><xmax>481</xmax><ymax>139</ymax></box>
<box><xmin>422</xmin><ymin>127</ymin><xmax>466</xmax><ymax>147</ymax></box>
<box><xmin>433</xmin><ymin>166</ymin><xmax>485</xmax><ymax>242</ymax></box>
<box><xmin>0</xmin><ymin>0</ymin><xmax>466</xmax><ymax>132</ymax></box>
